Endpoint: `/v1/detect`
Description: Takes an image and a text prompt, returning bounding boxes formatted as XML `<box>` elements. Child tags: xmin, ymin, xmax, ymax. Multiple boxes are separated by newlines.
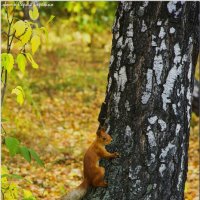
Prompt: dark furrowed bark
<box><xmin>83</xmin><ymin>2</ymin><xmax>199</xmax><ymax>200</ymax></box>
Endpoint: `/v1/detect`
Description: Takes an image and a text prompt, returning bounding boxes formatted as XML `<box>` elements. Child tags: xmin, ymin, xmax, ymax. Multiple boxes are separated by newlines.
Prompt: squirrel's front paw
<box><xmin>113</xmin><ymin>152</ymin><xmax>120</xmax><ymax>158</ymax></box>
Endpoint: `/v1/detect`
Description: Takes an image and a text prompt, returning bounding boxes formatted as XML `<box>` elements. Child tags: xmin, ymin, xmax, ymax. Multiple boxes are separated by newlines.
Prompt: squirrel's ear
<box><xmin>100</xmin><ymin>127</ymin><xmax>106</xmax><ymax>133</ymax></box>
<box><xmin>96</xmin><ymin>129</ymin><xmax>101</xmax><ymax>137</ymax></box>
<box><xmin>96</xmin><ymin>126</ymin><xmax>106</xmax><ymax>137</ymax></box>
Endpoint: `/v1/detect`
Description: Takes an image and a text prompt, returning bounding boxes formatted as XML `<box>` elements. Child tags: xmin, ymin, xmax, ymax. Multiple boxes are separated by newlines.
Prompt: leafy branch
<box><xmin>1</xmin><ymin>6</ymin><xmax>16</xmax><ymax>106</ymax></box>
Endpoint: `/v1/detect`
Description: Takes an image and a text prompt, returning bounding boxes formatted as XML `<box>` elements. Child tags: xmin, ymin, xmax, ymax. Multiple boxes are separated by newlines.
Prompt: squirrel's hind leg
<box><xmin>91</xmin><ymin>167</ymin><xmax>108</xmax><ymax>187</ymax></box>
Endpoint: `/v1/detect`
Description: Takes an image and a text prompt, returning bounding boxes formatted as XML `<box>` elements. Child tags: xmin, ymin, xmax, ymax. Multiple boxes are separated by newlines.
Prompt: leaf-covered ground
<box><xmin>2</xmin><ymin>26</ymin><xmax>199</xmax><ymax>200</ymax></box>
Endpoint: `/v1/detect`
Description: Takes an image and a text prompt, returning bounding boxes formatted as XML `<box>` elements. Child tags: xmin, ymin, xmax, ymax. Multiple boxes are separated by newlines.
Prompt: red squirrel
<box><xmin>61</xmin><ymin>127</ymin><xmax>119</xmax><ymax>200</ymax></box>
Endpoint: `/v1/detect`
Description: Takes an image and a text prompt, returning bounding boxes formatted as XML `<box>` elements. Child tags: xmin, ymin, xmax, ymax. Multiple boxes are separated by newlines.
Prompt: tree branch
<box><xmin>1</xmin><ymin>70</ymin><xmax>7</xmax><ymax>106</ymax></box>
<box><xmin>1</xmin><ymin>124</ymin><xmax>7</xmax><ymax>135</ymax></box>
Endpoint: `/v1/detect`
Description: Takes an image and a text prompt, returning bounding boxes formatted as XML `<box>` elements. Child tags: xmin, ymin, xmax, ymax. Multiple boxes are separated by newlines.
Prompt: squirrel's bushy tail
<box><xmin>61</xmin><ymin>179</ymin><xmax>89</xmax><ymax>200</ymax></box>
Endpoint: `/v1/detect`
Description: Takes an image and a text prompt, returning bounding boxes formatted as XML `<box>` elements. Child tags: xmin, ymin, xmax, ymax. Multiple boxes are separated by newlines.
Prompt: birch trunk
<box><xmin>83</xmin><ymin>2</ymin><xmax>199</xmax><ymax>200</ymax></box>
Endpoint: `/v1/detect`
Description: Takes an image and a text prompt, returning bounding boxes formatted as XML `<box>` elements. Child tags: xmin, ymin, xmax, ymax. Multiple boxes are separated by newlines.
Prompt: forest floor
<box><xmin>2</xmin><ymin>30</ymin><xmax>199</xmax><ymax>200</ymax></box>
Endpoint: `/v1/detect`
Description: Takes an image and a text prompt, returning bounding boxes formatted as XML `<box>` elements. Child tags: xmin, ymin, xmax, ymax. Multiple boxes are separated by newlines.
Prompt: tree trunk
<box><xmin>83</xmin><ymin>2</ymin><xmax>199</xmax><ymax>200</ymax></box>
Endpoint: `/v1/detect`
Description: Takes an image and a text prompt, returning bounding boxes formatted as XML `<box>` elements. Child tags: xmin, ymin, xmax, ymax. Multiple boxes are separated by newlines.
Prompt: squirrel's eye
<box><xmin>103</xmin><ymin>137</ymin><xmax>106</xmax><ymax>140</ymax></box>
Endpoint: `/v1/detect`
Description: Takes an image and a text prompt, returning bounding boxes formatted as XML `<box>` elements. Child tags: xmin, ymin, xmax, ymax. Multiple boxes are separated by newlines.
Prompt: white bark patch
<box><xmin>175</xmin><ymin>8</ymin><xmax>182</xmax><ymax>17</ymax></box>
<box><xmin>126</xmin><ymin>38</ymin><xmax>135</xmax><ymax>64</ymax></box>
<box><xmin>148</xmin><ymin>153</ymin><xmax>156</xmax><ymax>166</ymax></box>
<box><xmin>116</xmin><ymin>36</ymin><xmax>135</xmax><ymax>65</ymax></box>
<box><xmin>186</xmin><ymin>38</ymin><xmax>193</xmax><ymax>124</ymax></box>
<box><xmin>174</xmin><ymin>43</ymin><xmax>181</xmax><ymax>64</ymax></box>
<box><xmin>125</xmin><ymin>125</ymin><xmax>132</xmax><ymax>138</ymax></box>
<box><xmin>110</xmin><ymin>55</ymin><xmax>114</xmax><ymax>66</ymax></box>
<box><xmin>187</xmin><ymin>87</ymin><xmax>192</xmax><ymax>105</ymax></box>
<box><xmin>115</xmin><ymin>32</ymin><xmax>120</xmax><ymax>40</ymax></box>
<box><xmin>126</xmin><ymin>38</ymin><xmax>134</xmax><ymax>52</ymax></box>
<box><xmin>159</xmin><ymin>164</ymin><xmax>166</xmax><ymax>177</ymax></box>
<box><xmin>157</xmin><ymin>21</ymin><xmax>162</xmax><ymax>26</ymax></box>
<box><xmin>167</xmin><ymin>2</ymin><xmax>183</xmax><ymax>18</ymax></box>
<box><xmin>186</xmin><ymin>38</ymin><xmax>193</xmax><ymax>123</ymax></box>
<box><xmin>141</xmin><ymin>20</ymin><xmax>147</xmax><ymax>32</ymax></box>
<box><xmin>162</xmin><ymin>66</ymin><xmax>180</xmax><ymax>110</ymax></box>
<box><xmin>177</xmin><ymin>144</ymin><xmax>185</xmax><ymax>191</ymax></box>
<box><xmin>113</xmin><ymin>92</ymin><xmax>120</xmax><ymax>117</ymax></box>
<box><xmin>143</xmin><ymin>1</ymin><xmax>149</xmax><ymax>7</ymax></box>
<box><xmin>159</xmin><ymin>143</ymin><xmax>176</xmax><ymax>161</ymax></box>
<box><xmin>113</xmin><ymin>10</ymin><xmax>123</xmax><ymax>40</ymax></box>
<box><xmin>152</xmin><ymin>28</ymin><xmax>167</xmax><ymax>85</ymax></box>
<box><xmin>187</xmin><ymin>60</ymin><xmax>192</xmax><ymax>81</ymax></box>
<box><xmin>127</xmin><ymin>23</ymin><xmax>133</xmax><ymax>37</ymax></box>
<box><xmin>160</xmin><ymin>40</ymin><xmax>167</xmax><ymax>51</ymax></box>
<box><xmin>182</xmin><ymin>54</ymin><xmax>188</xmax><ymax>62</ymax></box>
<box><xmin>167</xmin><ymin>1</ymin><xmax>177</xmax><ymax>14</ymax></box>
<box><xmin>106</xmin><ymin>125</ymin><xmax>110</xmax><ymax>133</ymax></box>
<box><xmin>107</xmin><ymin>77</ymin><xmax>112</xmax><ymax>92</ymax></box>
<box><xmin>158</xmin><ymin>119</ymin><xmax>166</xmax><ymax>131</ymax></box>
<box><xmin>170</xmin><ymin>27</ymin><xmax>175</xmax><ymax>34</ymax></box>
<box><xmin>116</xmin><ymin>36</ymin><xmax>123</xmax><ymax>48</ymax></box>
<box><xmin>144</xmin><ymin>194</ymin><xmax>152</xmax><ymax>200</ymax></box>
<box><xmin>125</xmin><ymin>100</ymin><xmax>130</xmax><ymax>111</ymax></box>
<box><xmin>141</xmin><ymin>69</ymin><xmax>153</xmax><ymax>104</ymax></box>
<box><xmin>151</xmin><ymin>35</ymin><xmax>157</xmax><ymax>47</ymax></box>
<box><xmin>113</xmin><ymin>66</ymin><xmax>127</xmax><ymax>117</ymax></box>
<box><xmin>122</xmin><ymin>2</ymin><xmax>132</xmax><ymax>11</ymax></box>
<box><xmin>159</xmin><ymin>27</ymin><xmax>166</xmax><ymax>39</ymax></box>
<box><xmin>177</xmin><ymin>85</ymin><xmax>184</xmax><ymax>97</ymax></box>
<box><xmin>172</xmin><ymin>104</ymin><xmax>178</xmax><ymax>115</ymax></box>
<box><xmin>147</xmin><ymin>130</ymin><xmax>157</xmax><ymax>148</ymax></box>
<box><xmin>162</xmin><ymin>43</ymin><xmax>182</xmax><ymax>111</ymax></box>
<box><xmin>148</xmin><ymin>116</ymin><xmax>158</xmax><ymax>125</ymax></box>
<box><xmin>176</xmin><ymin>124</ymin><xmax>181</xmax><ymax>135</ymax></box>
<box><xmin>118</xmin><ymin>66</ymin><xmax>127</xmax><ymax>91</ymax></box>
<box><xmin>153</xmin><ymin>54</ymin><xmax>164</xmax><ymax>85</ymax></box>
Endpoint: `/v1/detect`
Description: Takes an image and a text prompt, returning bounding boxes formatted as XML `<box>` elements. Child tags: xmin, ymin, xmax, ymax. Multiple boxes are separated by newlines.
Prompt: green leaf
<box><xmin>20</xmin><ymin>146</ymin><xmax>31</xmax><ymax>162</ymax></box>
<box><xmin>29</xmin><ymin>149</ymin><xmax>44</xmax><ymax>166</ymax></box>
<box><xmin>29</xmin><ymin>4</ymin><xmax>39</xmax><ymax>20</ymax></box>
<box><xmin>1</xmin><ymin>118</ymin><xmax>8</xmax><ymax>122</ymax></box>
<box><xmin>1</xmin><ymin>53</ymin><xmax>7</xmax><ymax>69</ymax></box>
<box><xmin>1</xmin><ymin>53</ymin><xmax>14</xmax><ymax>73</ymax></box>
<box><xmin>16</xmin><ymin>54</ymin><xmax>27</xmax><ymax>74</ymax></box>
<box><xmin>25</xmin><ymin>53</ymin><xmax>38</xmax><ymax>69</ymax></box>
<box><xmin>7</xmin><ymin>4</ymin><xmax>14</xmax><ymax>16</ymax></box>
<box><xmin>11</xmin><ymin>174</ymin><xmax>23</xmax><ymax>179</ymax></box>
<box><xmin>11</xmin><ymin>86</ymin><xmax>25</xmax><ymax>105</ymax></box>
<box><xmin>20</xmin><ymin>22</ymin><xmax>32</xmax><ymax>45</ymax></box>
<box><xmin>2</xmin><ymin>174</ymin><xmax>23</xmax><ymax>180</ymax></box>
<box><xmin>46</xmin><ymin>15</ymin><xmax>55</xmax><ymax>24</ymax></box>
<box><xmin>31</xmin><ymin>35</ymin><xmax>41</xmax><ymax>54</ymax></box>
<box><xmin>23</xmin><ymin>189</ymin><xmax>36</xmax><ymax>200</ymax></box>
<box><xmin>13</xmin><ymin>20</ymin><xmax>26</xmax><ymax>37</ymax></box>
<box><xmin>1</xmin><ymin>174</ymin><xmax>9</xmax><ymax>178</ymax></box>
<box><xmin>5</xmin><ymin>137</ymin><xmax>20</xmax><ymax>157</ymax></box>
